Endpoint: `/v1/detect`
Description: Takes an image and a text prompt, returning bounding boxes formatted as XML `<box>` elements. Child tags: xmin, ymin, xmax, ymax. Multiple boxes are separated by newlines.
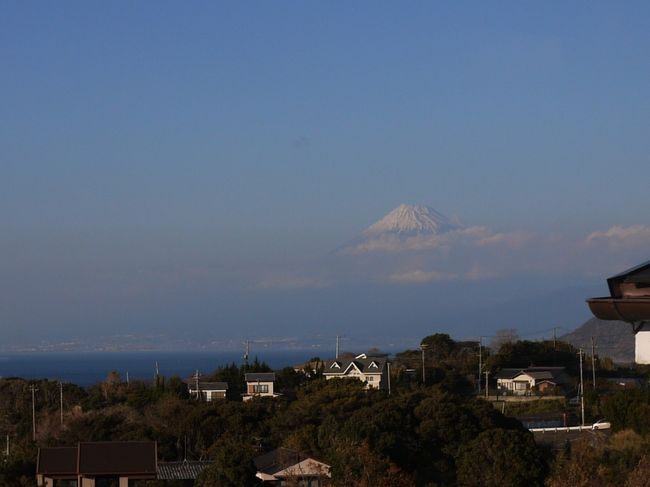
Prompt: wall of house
<box><xmin>636</xmin><ymin>331</ymin><xmax>650</xmax><ymax>364</ymax></box>
<box><xmin>246</xmin><ymin>382</ymin><xmax>273</xmax><ymax>394</ymax></box>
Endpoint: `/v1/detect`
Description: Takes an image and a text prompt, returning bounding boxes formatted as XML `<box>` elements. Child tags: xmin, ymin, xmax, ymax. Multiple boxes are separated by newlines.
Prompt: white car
<box><xmin>592</xmin><ymin>420</ymin><xmax>611</xmax><ymax>430</ymax></box>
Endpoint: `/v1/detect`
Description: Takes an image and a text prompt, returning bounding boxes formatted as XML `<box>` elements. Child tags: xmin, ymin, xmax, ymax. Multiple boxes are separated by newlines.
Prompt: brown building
<box><xmin>37</xmin><ymin>441</ymin><xmax>157</xmax><ymax>487</ymax></box>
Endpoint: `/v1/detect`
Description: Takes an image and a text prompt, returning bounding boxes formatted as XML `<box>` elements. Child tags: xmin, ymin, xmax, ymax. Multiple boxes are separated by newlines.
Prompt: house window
<box><xmin>367</xmin><ymin>376</ymin><xmax>374</xmax><ymax>381</ymax></box>
<box><xmin>253</xmin><ymin>384</ymin><xmax>269</xmax><ymax>393</ymax></box>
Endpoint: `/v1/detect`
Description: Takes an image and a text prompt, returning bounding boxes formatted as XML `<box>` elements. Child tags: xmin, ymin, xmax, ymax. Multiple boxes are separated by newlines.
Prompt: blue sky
<box><xmin>1</xmin><ymin>2</ymin><xmax>649</xmax><ymax>348</ymax></box>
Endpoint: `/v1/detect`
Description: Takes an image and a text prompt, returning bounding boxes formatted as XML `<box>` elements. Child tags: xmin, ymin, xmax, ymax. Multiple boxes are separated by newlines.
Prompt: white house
<box><xmin>495</xmin><ymin>367</ymin><xmax>567</xmax><ymax>395</ymax></box>
<box><xmin>243</xmin><ymin>372</ymin><xmax>281</xmax><ymax>401</ymax></box>
<box><xmin>254</xmin><ymin>447</ymin><xmax>331</xmax><ymax>486</ymax></box>
<box><xmin>323</xmin><ymin>353</ymin><xmax>388</xmax><ymax>390</ymax></box>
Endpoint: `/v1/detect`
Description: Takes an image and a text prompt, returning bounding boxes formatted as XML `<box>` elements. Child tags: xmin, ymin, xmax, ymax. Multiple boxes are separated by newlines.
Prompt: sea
<box><xmin>0</xmin><ymin>350</ymin><xmax>320</xmax><ymax>387</ymax></box>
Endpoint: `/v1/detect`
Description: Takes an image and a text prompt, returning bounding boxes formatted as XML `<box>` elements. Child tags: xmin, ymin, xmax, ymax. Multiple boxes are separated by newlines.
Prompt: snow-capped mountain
<box><xmin>336</xmin><ymin>204</ymin><xmax>463</xmax><ymax>254</ymax></box>
<box><xmin>363</xmin><ymin>204</ymin><xmax>461</xmax><ymax>236</ymax></box>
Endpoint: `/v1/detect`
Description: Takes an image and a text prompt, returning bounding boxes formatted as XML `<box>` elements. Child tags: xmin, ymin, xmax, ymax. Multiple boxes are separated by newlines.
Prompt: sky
<box><xmin>1</xmin><ymin>2</ymin><xmax>649</xmax><ymax>350</ymax></box>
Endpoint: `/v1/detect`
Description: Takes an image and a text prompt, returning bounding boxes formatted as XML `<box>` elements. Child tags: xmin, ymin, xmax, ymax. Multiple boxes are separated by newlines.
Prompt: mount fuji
<box><xmin>363</xmin><ymin>204</ymin><xmax>462</xmax><ymax>237</ymax></box>
<box><xmin>337</xmin><ymin>204</ymin><xmax>463</xmax><ymax>254</ymax></box>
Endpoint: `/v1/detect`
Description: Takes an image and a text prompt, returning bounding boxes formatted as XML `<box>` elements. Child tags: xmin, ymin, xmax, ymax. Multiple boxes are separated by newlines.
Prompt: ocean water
<box><xmin>0</xmin><ymin>350</ymin><xmax>319</xmax><ymax>386</ymax></box>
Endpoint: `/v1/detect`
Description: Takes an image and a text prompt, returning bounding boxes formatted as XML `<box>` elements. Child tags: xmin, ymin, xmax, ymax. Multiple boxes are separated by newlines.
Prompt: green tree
<box><xmin>456</xmin><ymin>429</ymin><xmax>546</xmax><ymax>487</ymax></box>
<box><xmin>196</xmin><ymin>435</ymin><xmax>258</xmax><ymax>487</ymax></box>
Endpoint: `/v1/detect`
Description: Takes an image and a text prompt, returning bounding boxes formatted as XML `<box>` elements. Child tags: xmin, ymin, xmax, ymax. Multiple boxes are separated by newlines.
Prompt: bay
<box><xmin>0</xmin><ymin>350</ymin><xmax>320</xmax><ymax>386</ymax></box>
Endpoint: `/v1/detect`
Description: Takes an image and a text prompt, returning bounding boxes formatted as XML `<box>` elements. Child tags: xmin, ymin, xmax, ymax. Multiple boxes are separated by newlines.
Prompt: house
<box><xmin>323</xmin><ymin>353</ymin><xmax>388</xmax><ymax>390</ymax></box>
<box><xmin>254</xmin><ymin>447</ymin><xmax>331</xmax><ymax>486</ymax></box>
<box><xmin>157</xmin><ymin>460</ymin><xmax>212</xmax><ymax>484</ymax></box>
<box><xmin>243</xmin><ymin>372</ymin><xmax>281</xmax><ymax>401</ymax></box>
<box><xmin>587</xmin><ymin>260</ymin><xmax>650</xmax><ymax>363</ymax></box>
<box><xmin>495</xmin><ymin>367</ymin><xmax>568</xmax><ymax>395</ymax></box>
<box><xmin>37</xmin><ymin>441</ymin><xmax>157</xmax><ymax>487</ymax></box>
<box><xmin>187</xmin><ymin>380</ymin><xmax>228</xmax><ymax>401</ymax></box>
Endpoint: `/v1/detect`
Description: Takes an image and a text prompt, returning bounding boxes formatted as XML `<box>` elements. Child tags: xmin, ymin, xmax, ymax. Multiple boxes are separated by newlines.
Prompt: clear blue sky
<box><xmin>1</xmin><ymin>2</ymin><xmax>649</xmax><ymax>347</ymax></box>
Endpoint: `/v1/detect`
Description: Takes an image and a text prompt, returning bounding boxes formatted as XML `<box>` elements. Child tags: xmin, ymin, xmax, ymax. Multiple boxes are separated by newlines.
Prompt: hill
<box><xmin>561</xmin><ymin>318</ymin><xmax>635</xmax><ymax>364</ymax></box>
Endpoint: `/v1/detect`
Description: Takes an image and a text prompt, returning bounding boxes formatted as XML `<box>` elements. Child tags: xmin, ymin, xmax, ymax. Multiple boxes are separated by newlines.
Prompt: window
<box><xmin>253</xmin><ymin>384</ymin><xmax>269</xmax><ymax>393</ymax></box>
<box><xmin>367</xmin><ymin>376</ymin><xmax>374</xmax><ymax>381</ymax></box>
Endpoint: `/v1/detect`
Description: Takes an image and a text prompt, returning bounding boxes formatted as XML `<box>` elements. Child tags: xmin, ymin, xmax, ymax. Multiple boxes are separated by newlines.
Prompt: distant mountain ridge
<box><xmin>561</xmin><ymin>318</ymin><xmax>635</xmax><ymax>364</ymax></box>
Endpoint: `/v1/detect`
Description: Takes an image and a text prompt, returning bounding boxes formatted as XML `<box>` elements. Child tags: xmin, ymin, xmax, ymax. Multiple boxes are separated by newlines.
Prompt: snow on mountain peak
<box><xmin>364</xmin><ymin>204</ymin><xmax>460</xmax><ymax>236</ymax></box>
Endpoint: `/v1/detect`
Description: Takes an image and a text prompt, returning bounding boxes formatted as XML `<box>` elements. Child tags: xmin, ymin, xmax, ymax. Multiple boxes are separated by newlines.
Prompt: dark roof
<box><xmin>323</xmin><ymin>356</ymin><xmax>387</xmax><ymax>375</ymax></box>
<box><xmin>608</xmin><ymin>260</ymin><xmax>650</xmax><ymax>295</ymax></box>
<box><xmin>587</xmin><ymin>261</ymin><xmax>650</xmax><ymax>323</ymax></box>
<box><xmin>78</xmin><ymin>441</ymin><xmax>157</xmax><ymax>475</ymax></box>
<box><xmin>157</xmin><ymin>461</ymin><xmax>212</xmax><ymax>480</ymax></box>
<box><xmin>37</xmin><ymin>447</ymin><xmax>77</xmax><ymax>475</ymax></box>
<box><xmin>245</xmin><ymin>372</ymin><xmax>275</xmax><ymax>382</ymax></box>
<box><xmin>187</xmin><ymin>381</ymin><xmax>228</xmax><ymax>390</ymax></box>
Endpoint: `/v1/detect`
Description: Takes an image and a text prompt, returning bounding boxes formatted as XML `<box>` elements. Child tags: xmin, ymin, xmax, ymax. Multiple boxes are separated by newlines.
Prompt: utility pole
<box><xmin>126</xmin><ymin>371</ymin><xmax>130</xmax><ymax>388</ymax></box>
<box><xmin>553</xmin><ymin>327</ymin><xmax>560</xmax><ymax>350</ymax></box>
<box><xmin>387</xmin><ymin>361</ymin><xmax>391</xmax><ymax>396</ymax></box>
<box><xmin>194</xmin><ymin>370</ymin><xmax>200</xmax><ymax>401</ymax></box>
<box><xmin>59</xmin><ymin>382</ymin><xmax>64</xmax><ymax>427</ymax></box>
<box><xmin>5</xmin><ymin>435</ymin><xmax>9</xmax><ymax>457</ymax></box>
<box><xmin>420</xmin><ymin>344</ymin><xmax>428</xmax><ymax>384</ymax></box>
<box><xmin>30</xmin><ymin>385</ymin><xmax>38</xmax><ymax>442</ymax></box>
<box><xmin>591</xmin><ymin>336</ymin><xmax>597</xmax><ymax>390</ymax></box>
<box><xmin>478</xmin><ymin>337</ymin><xmax>483</xmax><ymax>394</ymax></box>
<box><xmin>578</xmin><ymin>349</ymin><xmax>585</xmax><ymax>426</ymax></box>
<box><xmin>484</xmin><ymin>370</ymin><xmax>490</xmax><ymax>398</ymax></box>
<box><xmin>244</xmin><ymin>340</ymin><xmax>250</xmax><ymax>366</ymax></box>
<box><xmin>336</xmin><ymin>335</ymin><xmax>340</xmax><ymax>359</ymax></box>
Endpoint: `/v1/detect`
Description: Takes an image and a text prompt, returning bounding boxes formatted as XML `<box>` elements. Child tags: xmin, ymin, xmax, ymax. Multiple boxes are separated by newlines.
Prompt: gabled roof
<box><xmin>495</xmin><ymin>367</ymin><xmax>566</xmax><ymax>382</ymax></box>
<box><xmin>245</xmin><ymin>372</ymin><xmax>276</xmax><ymax>382</ymax></box>
<box><xmin>78</xmin><ymin>441</ymin><xmax>157</xmax><ymax>475</ymax></box>
<box><xmin>254</xmin><ymin>448</ymin><xmax>330</xmax><ymax>479</ymax></box>
<box><xmin>323</xmin><ymin>356</ymin><xmax>387</xmax><ymax>375</ymax></box>
<box><xmin>38</xmin><ymin>442</ymin><xmax>157</xmax><ymax>477</ymax></box>
<box><xmin>37</xmin><ymin>447</ymin><xmax>77</xmax><ymax>475</ymax></box>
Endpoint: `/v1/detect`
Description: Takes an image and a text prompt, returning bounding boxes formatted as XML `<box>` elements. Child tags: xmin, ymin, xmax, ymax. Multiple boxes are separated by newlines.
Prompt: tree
<box><xmin>196</xmin><ymin>435</ymin><xmax>258</xmax><ymax>487</ymax></box>
<box><xmin>456</xmin><ymin>429</ymin><xmax>546</xmax><ymax>487</ymax></box>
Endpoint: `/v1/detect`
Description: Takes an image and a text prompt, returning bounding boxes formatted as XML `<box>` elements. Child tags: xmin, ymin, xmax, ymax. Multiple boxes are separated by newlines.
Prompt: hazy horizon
<box><xmin>2</xmin><ymin>3</ymin><xmax>649</xmax><ymax>349</ymax></box>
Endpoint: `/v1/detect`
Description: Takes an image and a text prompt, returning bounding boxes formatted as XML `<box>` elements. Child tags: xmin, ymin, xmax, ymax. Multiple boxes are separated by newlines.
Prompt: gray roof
<box><xmin>157</xmin><ymin>461</ymin><xmax>211</xmax><ymax>480</ymax></box>
<box><xmin>187</xmin><ymin>381</ymin><xmax>228</xmax><ymax>390</ymax></box>
<box><xmin>323</xmin><ymin>356</ymin><xmax>387</xmax><ymax>375</ymax></box>
<box><xmin>245</xmin><ymin>372</ymin><xmax>275</xmax><ymax>382</ymax></box>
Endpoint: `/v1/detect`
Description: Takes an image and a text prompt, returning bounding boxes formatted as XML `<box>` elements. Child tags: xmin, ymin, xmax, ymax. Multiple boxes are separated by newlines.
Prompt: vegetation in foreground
<box><xmin>3</xmin><ymin>334</ymin><xmax>650</xmax><ymax>486</ymax></box>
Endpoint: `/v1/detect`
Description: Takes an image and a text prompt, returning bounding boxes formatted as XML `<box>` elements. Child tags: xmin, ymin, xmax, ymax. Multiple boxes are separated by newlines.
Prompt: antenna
<box><xmin>244</xmin><ymin>340</ymin><xmax>250</xmax><ymax>366</ymax></box>
<box><xmin>195</xmin><ymin>369</ymin><xmax>200</xmax><ymax>401</ymax></box>
<box><xmin>336</xmin><ymin>335</ymin><xmax>340</xmax><ymax>359</ymax></box>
